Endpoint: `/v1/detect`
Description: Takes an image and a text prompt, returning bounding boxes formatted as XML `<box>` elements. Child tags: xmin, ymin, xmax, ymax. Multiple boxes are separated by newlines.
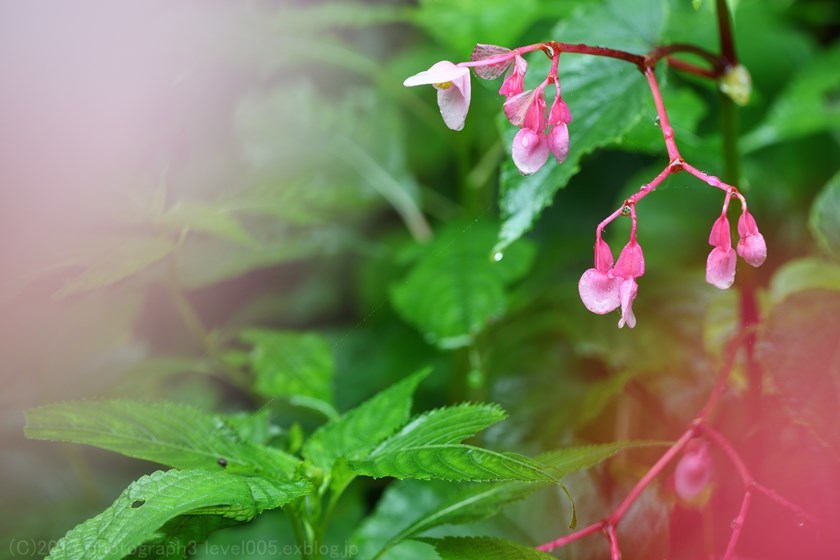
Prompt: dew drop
<box><xmin>522</xmin><ymin>136</ymin><xmax>530</xmax><ymax>148</ymax></box>
<box><xmin>795</xmin><ymin>515</ymin><xmax>805</xmax><ymax>528</ymax></box>
<box><xmin>621</xmin><ymin>205</ymin><xmax>632</xmax><ymax>216</ymax></box>
<box><xmin>654</xmin><ymin>116</ymin><xmax>661</xmax><ymax>128</ymax></box>
<box><xmin>708</xmin><ymin>176</ymin><xmax>721</xmax><ymax>188</ymax></box>
<box><xmin>730</xmin><ymin>519</ymin><xmax>739</xmax><ymax>530</ymax></box>
<box><xmin>492</xmin><ymin>251</ymin><xmax>504</xmax><ymax>262</ymax></box>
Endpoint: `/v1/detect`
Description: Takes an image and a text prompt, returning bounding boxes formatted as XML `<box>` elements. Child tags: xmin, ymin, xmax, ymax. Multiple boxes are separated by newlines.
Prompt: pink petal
<box><xmin>548</xmin><ymin>123</ymin><xmax>569</xmax><ymax>164</ymax></box>
<box><xmin>548</xmin><ymin>96</ymin><xmax>572</xmax><ymax>125</ymax></box>
<box><xmin>594</xmin><ymin>237</ymin><xmax>614</xmax><ymax>273</ymax></box>
<box><xmin>499</xmin><ymin>55</ymin><xmax>527</xmax><ymax>97</ymax></box>
<box><xmin>470</xmin><ymin>44</ymin><xmax>513</xmax><ymax>80</ymax></box>
<box><xmin>435</xmin><ymin>71</ymin><xmax>471</xmax><ymax>131</ymax></box>
<box><xmin>737</xmin><ymin>210</ymin><xmax>759</xmax><ymax>237</ymax></box>
<box><xmin>675</xmin><ymin>443</ymin><xmax>713</xmax><ymax>501</ymax></box>
<box><xmin>737</xmin><ymin>233</ymin><xmax>767</xmax><ymax>267</ymax></box>
<box><xmin>579</xmin><ymin>268</ymin><xmax>621</xmax><ymax>314</ymax></box>
<box><xmin>708</xmin><ymin>215</ymin><xmax>731</xmax><ymax>248</ymax></box>
<box><xmin>618</xmin><ymin>278</ymin><xmax>638</xmax><ymax>329</ymax></box>
<box><xmin>511</xmin><ymin>128</ymin><xmax>549</xmax><ymax>175</ymax></box>
<box><xmin>403</xmin><ymin>61</ymin><xmax>469</xmax><ymax>87</ymax></box>
<box><xmin>503</xmin><ymin>90</ymin><xmax>535</xmax><ymax>127</ymax></box>
<box><xmin>523</xmin><ymin>89</ymin><xmax>546</xmax><ymax>132</ymax></box>
<box><xmin>705</xmin><ymin>246</ymin><xmax>737</xmax><ymax>289</ymax></box>
<box><xmin>614</xmin><ymin>240</ymin><xmax>645</xmax><ymax>279</ymax></box>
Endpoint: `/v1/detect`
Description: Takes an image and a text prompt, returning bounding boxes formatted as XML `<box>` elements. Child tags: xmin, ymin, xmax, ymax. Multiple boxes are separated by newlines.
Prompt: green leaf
<box><xmin>410</xmin><ymin>0</ymin><xmax>540</xmax><ymax>55</ymax></box>
<box><xmin>390</xmin><ymin>221</ymin><xmax>535</xmax><ymax>349</ymax></box>
<box><xmin>741</xmin><ymin>42</ymin><xmax>840</xmax><ymax>153</ymax></box>
<box><xmin>769</xmin><ymin>257</ymin><xmax>840</xmax><ymax>304</ymax></box>
<box><xmin>302</xmin><ymin>369</ymin><xmax>429</xmax><ymax>471</ymax></box>
<box><xmin>810</xmin><ymin>170</ymin><xmax>840</xmax><ymax>259</ymax></box>
<box><xmin>25</xmin><ymin>401</ymin><xmax>300</xmax><ymax>480</ymax></box>
<box><xmin>241</xmin><ymin>329</ymin><xmax>336</xmax><ymax>413</ymax></box>
<box><xmin>757</xmin><ymin>291</ymin><xmax>840</xmax><ymax>453</ymax></box>
<box><xmin>538</xmin><ymin>440</ymin><xmax>670</xmax><ymax>477</ymax></box>
<box><xmin>494</xmin><ymin>0</ymin><xmax>666</xmax><ymax>254</ymax></box>
<box><xmin>418</xmin><ymin>537</ymin><xmax>556</xmax><ymax>560</ymax></box>
<box><xmin>160</xmin><ymin>201</ymin><xmax>254</xmax><ymax>245</ymax></box>
<box><xmin>54</xmin><ymin>235</ymin><xmax>175</xmax><ymax>299</ymax></box>
<box><xmin>349</xmin><ymin>444</ymin><xmax>560</xmax><ymax>483</ymax></box>
<box><xmin>125</xmin><ymin>516</ymin><xmax>238</xmax><ymax>560</ymax></box>
<box><xmin>370</xmin><ymin>403</ymin><xmax>507</xmax><ymax>455</ymax></box>
<box><xmin>45</xmin><ymin>469</ymin><xmax>311</xmax><ymax>560</ymax></box>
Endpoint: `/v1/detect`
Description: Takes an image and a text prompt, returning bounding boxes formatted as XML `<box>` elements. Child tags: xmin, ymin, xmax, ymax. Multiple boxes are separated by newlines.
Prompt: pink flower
<box><xmin>705</xmin><ymin>215</ymin><xmax>736</xmax><ymax>289</ymax></box>
<box><xmin>548</xmin><ymin>95</ymin><xmax>572</xmax><ymax>125</ymax></box>
<box><xmin>548</xmin><ymin>123</ymin><xmax>569</xmax><ymax>164</ymax></box>
<box><xmin>579</xmin><ymin>238</ymin><xmax>645</xmax><ymax>328</ymax></box>
<box><xmin>404</xmin><ymin>61</ymin><xmax>471</xmax><ymax>131</ymax></box>
<box><xmin>512</xmin><ymin>128</ymin><xmax>549</xmax><ymax>175</ymax></box>
<box><xmin>499</xmin><ymin>55</ymin><xmax>527</xmax><ymax>98</ymax></box>
<box><xmin>675</xmin><ymin>442</ymin><xmax>713</xmax><ymax>501</ymax></box>
<box><xmin>737</xmin><ymin>210</ymin><xmax>767</xmax><ymax>267</ymax></box>
<box><xmin>503</xmin><ymin>89</ymin><xmax>540</xmax><ymax>128</ymax></box>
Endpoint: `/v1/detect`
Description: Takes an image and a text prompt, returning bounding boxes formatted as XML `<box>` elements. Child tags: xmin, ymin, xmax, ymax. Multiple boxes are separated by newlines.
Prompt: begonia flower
<box><xmin>675</xmin><ymin>442</ymin><xmax>713</xmax><ymax>501</ymax></box>
<box><xmin>404</xmin><ymin>61</ymin><xmax>471</xmax><ymax>131</ymax></box>
<box><xmin>548</xmin><ymin>123</ymin><xmax>569</xmax><ymax>164</ymax></box>
<box><xmin>512</xmin><ymin>128</ymin><xmax>549</xmax><ymax>175</ymax></box>
<box><xmin>736</xmin><ymin>210</ymin><xmax>767</xmax><ymax>267</ymax></box>
<box><xmin>705</xmin><ymin>215</ymin><xmax>736</xmax><ymax>289</ymax></box>
<box><xmin>499</xmin><ymin>55</ymin><xmax>528</xmax><ymax>98</ymax></box>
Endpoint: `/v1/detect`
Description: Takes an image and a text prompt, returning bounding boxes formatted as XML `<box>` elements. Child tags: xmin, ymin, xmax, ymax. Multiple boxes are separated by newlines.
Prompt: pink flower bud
<box><xmin>579</xmin><ymin>268</ymin><xmax>621</xmax><ymax>314</ymax></box>
<box><xmin>523</xmin><ymin>89</ymin><xmax>547</xmax><ymax>132</ymax></box>
<box><xmin>594</xmin><ymin>237</ymin><xmax>614</xmax><ymax>273</ymax></box>
<box><xmin>498</xmin><ymin>55</ymin><xmax>527</xmax><ymax>97</ymax></box>
<box><xmin>614</xmin><ymin>240</ymin><xmax>645</xmax><ymax>279</ymax></box>
<box><xmin>708</xmin><ymin>215</ymin><xmax>731</xmax><ymax>248</ymax></box>
<box><xmin>548</xmin><ymin>123</ymin><xmax>569</xmax><ymax>164</ymax></box>
<box><xmin>737</xmin><ymin>211</ymin><xmax>767</xmax><ymax>267</ymax></box>
<box><xmin>511</xmin><ymin>128</ymin><xmax>549</xmax><ymax>175</ymax></box>
<box><xmin>548</xmin><ymin>96</ymin><xmax>572</xmax><ymax>125</ymax></box>
<box><xmin>675</xmin><ymin>443</ymin><xmax>713</xmax><ymax>501</ymax></box>
<box><xmin>705</xmin><ymin>246</ymin><xmax>737</xmax><ymax>289</ymax></box>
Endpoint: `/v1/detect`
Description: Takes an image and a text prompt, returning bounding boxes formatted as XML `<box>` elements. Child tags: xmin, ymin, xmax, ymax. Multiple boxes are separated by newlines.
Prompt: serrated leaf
<box><xmin>810</xmin><ymin>170</ymin><xmax>840</xmax><ymax>259</ymax></box>
<box><xmin>418</xmin><ymin>537</ymin><xmax>555</xmax><ymax>560</ymax></box>
<box><xmin>25</xmin><ymin>401</ymin><xmax>300</xmax><ymax>480</ymax></box>
<box><xmin>494</xmin><ymin>0</ymin><xmax>666</xmax><ymax>254</ymax></box>
<box><xmin>54</xmin><ymin>235</ymin><xmax>175</xmax><ymax>299</ymax></box>
<box><xmin>45</xmin><ymin>469</ymin><xmax>311</xmax><ymax>560</ymax></box>
<box><xmin>741</xmin><ymin>42</ymin><xmax>840</xmax><ymax>153</ymax></box>
<box><xmin>125</xmin><ymin>516</ymin><xmax>238</xmax><ymax>560</ymax></box>
<box><xmin>537</xmin><ymin>440</ymin><xmax>670</xmax><ymax>477</ymax></box>
<box><xmin>350</xmin><ymin>444</ymin><xmax>560</xmax><ymax>483</ymax></box>
<box><xmin>390</xmin><ymin>221</ymin><xmax>535</xmax><ymax>349</ymax></box>
<box><xmin>302</xmin><ymin>369</ymin><xmax>429</xmax><ymax>471</ymax></box>
<box><xmin>241</xmin><ymin>329</ymin><xmax>335</xmax><ymax>411</ymax></box>
<box><xmin>370</xmin><ymin>403</ymin><xmax>507</xmax><ymax>455</ymax></box>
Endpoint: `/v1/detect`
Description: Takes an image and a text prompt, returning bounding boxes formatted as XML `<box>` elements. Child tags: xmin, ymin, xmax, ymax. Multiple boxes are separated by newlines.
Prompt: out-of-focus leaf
<box><xmin>741</xmin><ymin>42</ymin><xmax>840</xmax><ymax>153</ymax></box>
<box><xmin>302</xmin><ymin>370</ymin><xmax>429</xmax><ymax>471</ymax></box>
<box><xmin>125</xmin><ymin>516</ymin><xmax>238</xmax><ymax>560</ymax></box>
<box><xmin>45</xmin><ymin>469</ymin><xmax>311</xmax><ymax>560</ymax></box>
<box><xmin>25</xmin><ymin>401</ymin><xmax>300</xmax><ymax>480</ymax></box>
<box><xmin>160</xmin><ymin>201</ymin><xmax>253</xmax><ymax>245</ymax></box>
<box><xmin>757</xmin><ymin>291</ymin><xmax>840</xmax><ymax>452</ymax></box>
<box><xmin>809</xmin><ymin>170</ymin><xmax>840</xmax><ymax>258</ymax></box>
<box><xmin>769</xmin><ymin>257</ymin><xmax>840</xmax><ymax>304</ymax></box>
<box><xmin>411</xmin><ymin>0</ymin><xmax>540</xmax><ymax>55</ymax></box>
<box><xmin>54</xmin><ymin>235</ymin><xmax>175</xmax><ymax>299</ymax></box>
<box><xmin>495</xmin><ymin>0</ymin><xmax>667</xmax><ymax>253</ymax></box>
<box><xmin>418</xmin><ymin>537</ymin><xmax>556</xmax><ymax>560</ymax></box>
<box><xmin>241</xmin><ymin>329</ymin><xmax>335</xmax><ymax>414</ymax></box>
<box><xmin>390</xmin><ymin>221</ymin><xmax>535</xmax><ymax>349</ymax></box>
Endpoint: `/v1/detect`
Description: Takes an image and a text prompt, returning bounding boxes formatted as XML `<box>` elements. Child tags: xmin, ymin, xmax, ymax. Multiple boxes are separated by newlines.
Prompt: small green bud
<box><xmin>719</xmin><ymin>64</ymin><xmax>752</xmax><ymax>106</ymax></box>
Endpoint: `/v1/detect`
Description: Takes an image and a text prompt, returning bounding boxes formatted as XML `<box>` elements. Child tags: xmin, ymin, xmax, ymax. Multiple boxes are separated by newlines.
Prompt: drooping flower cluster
<box><xmin>705</xmin><ymin>190</ymin><xmax>767</xmax><ymax>290</ymax></box>
<box><xmin>403</xmin><ymin>44</ymin><xmax>570</xmax><ymax>175</ymax></box>
<box><xmin>579</xmin><ymin>207</ymin><xmax>645</xmax><ymax>329</ymax></box>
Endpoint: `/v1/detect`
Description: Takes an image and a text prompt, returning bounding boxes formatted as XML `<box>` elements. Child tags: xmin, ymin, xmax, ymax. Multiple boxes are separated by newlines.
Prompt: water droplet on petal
<box><xmin>730</xmin><ymin>519</ymin><xmax>739</xmax><ymax>529</ymax></box>
<box><xmin>493</xmin><ymin>251</ymin><xmax>504</xmax><ymax>262</ymax></box>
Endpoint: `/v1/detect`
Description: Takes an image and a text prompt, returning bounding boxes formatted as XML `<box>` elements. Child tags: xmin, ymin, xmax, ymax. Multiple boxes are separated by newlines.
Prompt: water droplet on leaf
<box><xmin>492</xmin><ymin>251</ymin><xmax>504</xmax><ymax>262</ymax></box>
